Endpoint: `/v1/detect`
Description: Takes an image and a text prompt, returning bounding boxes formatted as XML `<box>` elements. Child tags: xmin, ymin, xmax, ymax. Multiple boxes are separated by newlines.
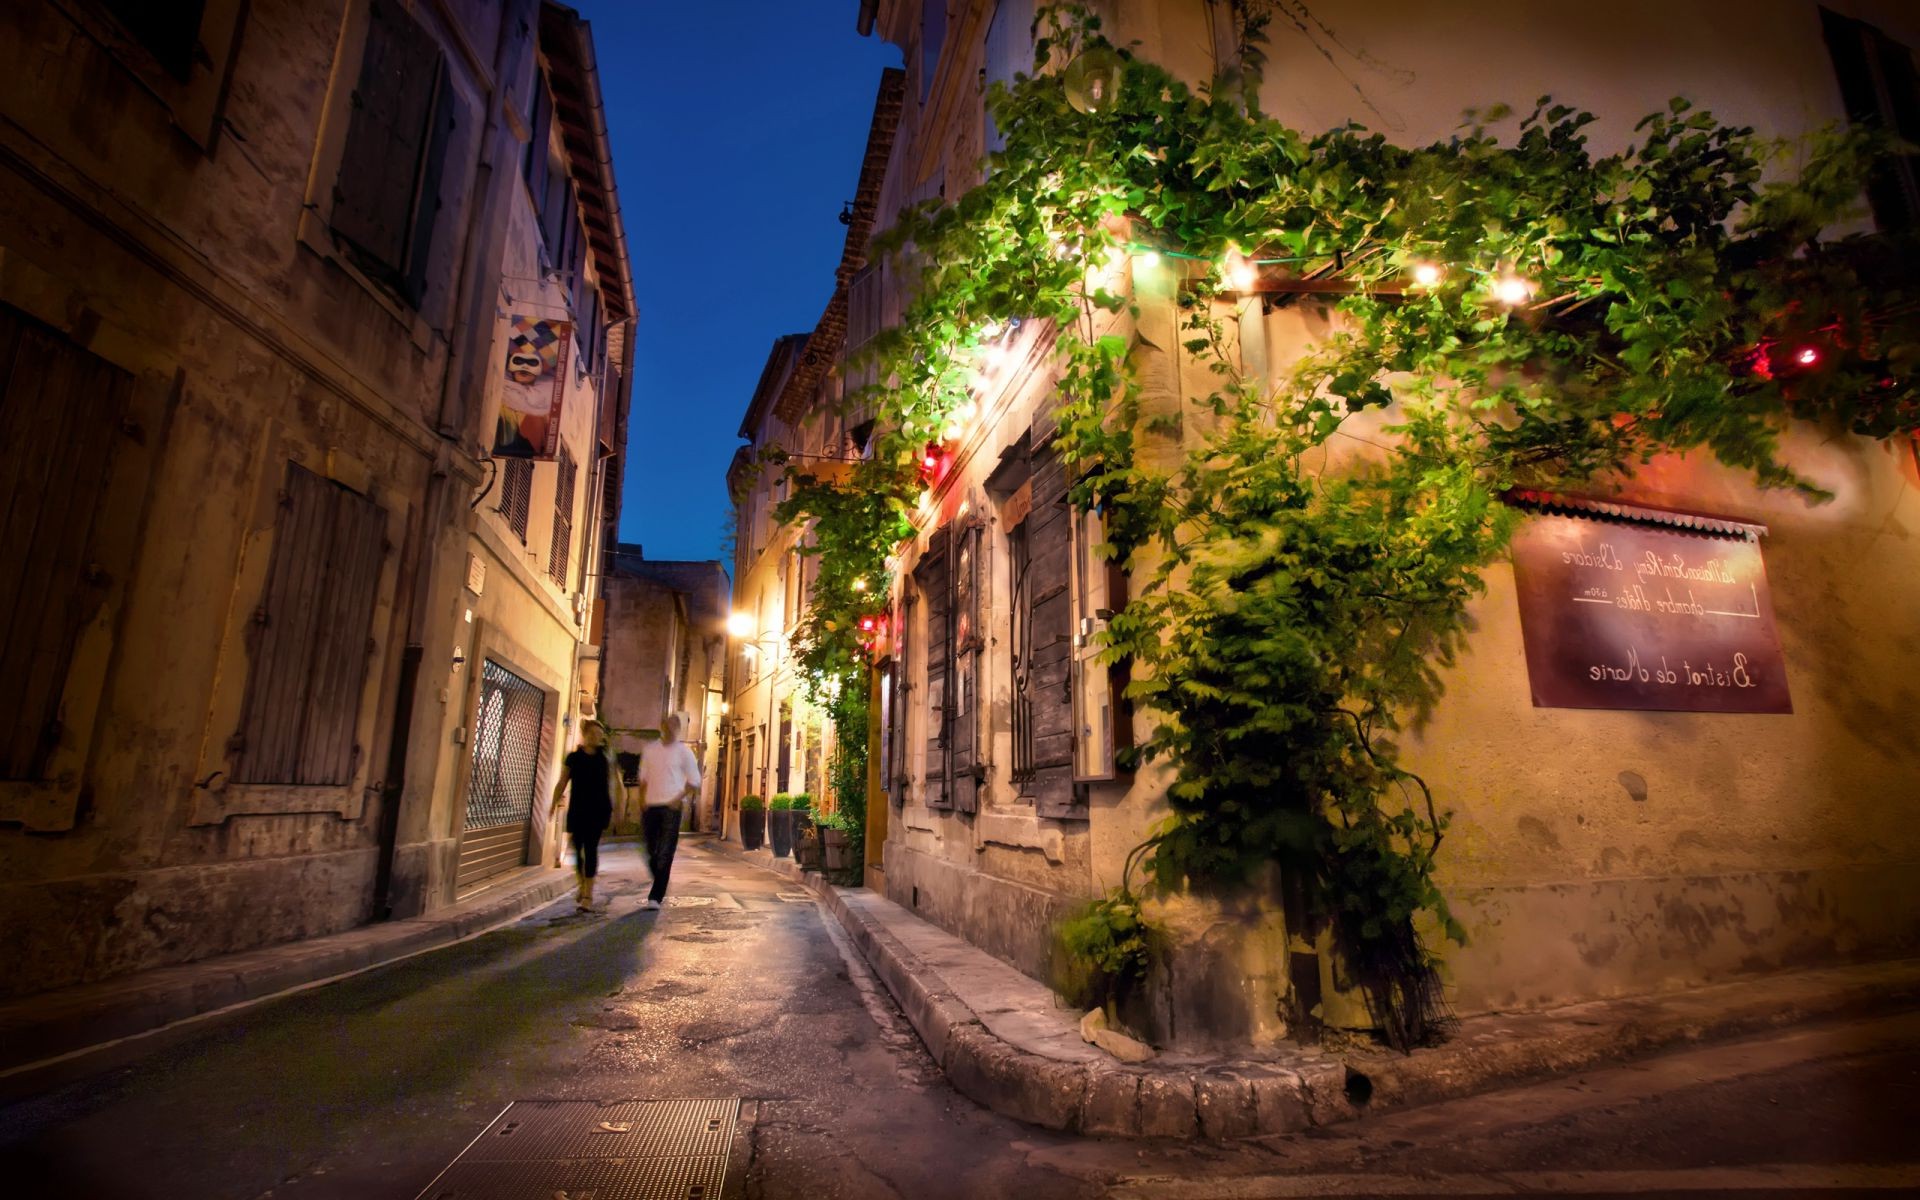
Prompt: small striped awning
<box><xmin>1503</xmin><ymin>489</ymin><xmax>1768</xmax><ymax>541</ymax></box>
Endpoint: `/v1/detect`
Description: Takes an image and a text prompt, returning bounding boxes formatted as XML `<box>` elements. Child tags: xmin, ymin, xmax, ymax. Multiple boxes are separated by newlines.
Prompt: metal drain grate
<box><xmin>417</xmin><ymin>1100</ymin><xmax>740</xmax><ymax>1199</ymax></box>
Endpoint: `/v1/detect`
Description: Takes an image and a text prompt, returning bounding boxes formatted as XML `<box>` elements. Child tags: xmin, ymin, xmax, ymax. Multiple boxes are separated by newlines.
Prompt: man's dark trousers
<box><xmin>641</xmin><ymin>804</ymin><xmax>681</xmax><ymax>903</ymax></box>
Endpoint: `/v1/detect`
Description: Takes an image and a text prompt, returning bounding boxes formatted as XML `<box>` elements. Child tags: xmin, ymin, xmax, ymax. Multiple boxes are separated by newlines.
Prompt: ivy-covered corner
<box><xmin>772</xmin><ymin>2</ymin><xmax>1920</xmax><ymax>1052</ymax></box>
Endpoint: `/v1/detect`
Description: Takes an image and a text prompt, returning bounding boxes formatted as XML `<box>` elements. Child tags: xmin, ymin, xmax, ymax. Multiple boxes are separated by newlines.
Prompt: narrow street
<box><xmin>3</xmin><ymin>843</ymin><xmax>1916</xmax><ymax>1200</ymax></box>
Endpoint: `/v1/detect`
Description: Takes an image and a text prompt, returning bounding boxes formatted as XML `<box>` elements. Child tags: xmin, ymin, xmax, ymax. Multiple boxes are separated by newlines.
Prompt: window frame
<box><xmin>192</xmin><ymin>449</ymin><xmax>406</xmax><ymax>825</ymax></box>
<box><xmin>67</xmin><ymin>0</ymin><xmax>249</xmax><ymax>151</ymax></box>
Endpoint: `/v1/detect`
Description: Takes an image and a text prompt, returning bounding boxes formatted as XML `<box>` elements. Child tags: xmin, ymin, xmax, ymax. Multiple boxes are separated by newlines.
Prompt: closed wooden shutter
<box><xmin>500</xmin><ymin>456</ymin><xmax>532</xmax><ymax>541</ymax></box>
<box><xmin>916</xmin><ymin>528</ymin><xmax>951</xmax><ymax>810</ymax></box>
<box><xmin>1822</xmin><ymin>8</ymin><xmax>1920</xmax><ymax>232</ymax></box>
<box><xmin>949</xmin><ymin>520</ymin><xmax>981</xmax><ymax>814</ymax></box>
<box><xmin>0</xmin><ymin>310</ymin><xmax>137</xmax><ymax>780</ymax></box>
<box><xmin>888</xmin><ymin>590</ymin><xmax>911</xmax><ymax>805</ymax></box>
<box><xmin>549</xmin><ymin>445</ymin><xmax>575</xmax><ymax>587</ymax></box>
<box><xmin>1027</xmin><ymin>451</ymin><xmax>1082</xmax><ymax>819</ymax></box>
<box><xmin>332</xmin><ymin>1</ymin><xmax>448</xmax><ymax>292</ymax></box>
<box><xmin>232</xmin><ymin>462</ymin><xmax>386</xmax><ymax>786</ymax></box>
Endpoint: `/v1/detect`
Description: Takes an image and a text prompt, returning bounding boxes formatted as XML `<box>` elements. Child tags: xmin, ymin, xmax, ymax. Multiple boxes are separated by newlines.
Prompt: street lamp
<box><xmin>726</xmin><ymin>611</ymin><xmax>755</xmax><ymax>639</ymax></box>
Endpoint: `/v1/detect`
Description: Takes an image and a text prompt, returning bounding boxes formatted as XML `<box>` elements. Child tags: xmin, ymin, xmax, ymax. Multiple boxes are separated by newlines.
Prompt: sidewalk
<box><xmin>0</xmin><ymin>864</ymin><xmax>569</xmax><ymax>1085</ymax></box>
<box><xmin>703</xmin><ymin>836</ymin><xmax>1920</xmax><ymax>1139</ymax></box>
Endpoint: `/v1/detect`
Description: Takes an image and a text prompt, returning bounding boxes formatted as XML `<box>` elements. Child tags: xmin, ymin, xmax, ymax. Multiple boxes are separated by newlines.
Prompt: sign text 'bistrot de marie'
<box><xmin>1508</xmin><ymin>506</ymin><xmax>1792</xmax><ymax>714</ymax></box>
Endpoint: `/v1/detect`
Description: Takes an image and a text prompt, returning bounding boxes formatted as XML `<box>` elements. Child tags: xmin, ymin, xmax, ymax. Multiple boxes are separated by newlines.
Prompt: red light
<box><xmin>922</xmin><ymin>454</ymin><xmax>937</xmax><ymax>469</ymax></box>
<box><xmin>1794</xmin><ymin>346</ymin><xmax>1819</xmax><ymax>366</ymax></box>
<box><xmin>859</xmin><ymin>617</ymin><xmax>876</xmax><ymax>631</ymax></box>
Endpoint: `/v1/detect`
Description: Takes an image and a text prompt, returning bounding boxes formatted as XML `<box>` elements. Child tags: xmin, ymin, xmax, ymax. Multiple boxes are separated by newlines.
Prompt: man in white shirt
<box><xmin>637</xmin><ymin>713</ymin><xmax>701</xmax><ymax>910</ymax></box>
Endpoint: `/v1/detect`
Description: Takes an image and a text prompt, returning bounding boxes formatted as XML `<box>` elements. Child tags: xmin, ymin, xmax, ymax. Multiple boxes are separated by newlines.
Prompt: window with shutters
<box><xmin>549</xmin><ymin>444</ymin><xmax>576</xmax><ymax>587</ymax></box>
<box><xmin>1024</xmin><ymin>450</ymin><xmax>1082</xmax><ymax>818</ymax></box>
<box><xmin>73</xmin><ymin>0</ymin><xmax>245</xmax><ymax>149</ymax></box>
<box><xmin>887</xmin><ymin>588</ymin><xmax>912</xmax><ymax>805</ymax></box>
<box><xmin>1007</xmin><ymin>516</ymin><xmax>1035</xmax><ymax>793</ymax></box>
<box><xmin>330</xmin><ymin>0</ymin><xmax>460</xmax><ymax>306</ymax></box>
<box><xmin>500</xmin><ymin>456</ymin><xmax>532</xmax><ymax>542</ymax></box>
<box><xmin>915</xmin><ymin>532</ymin><xmax>952</xmax><ymax>809</ymax></box>
<box><xmin>1822</xmin><ymin>8</ymin><xmax>1920</xmax><ymax>232</ymax></box>
<box><xmin>230</xmin><ymin>462</ymin><xmax>387</xmax><ymax>786</ymax></box>
<box><xmin>99</xmin><ymin>0</ymin><xmax>208</xmax><ymax>83</ymax></box>
<box><xmin>0</xmin><ymin>308</ymin><xmax>148</xmax><ymax>792</ymax></box>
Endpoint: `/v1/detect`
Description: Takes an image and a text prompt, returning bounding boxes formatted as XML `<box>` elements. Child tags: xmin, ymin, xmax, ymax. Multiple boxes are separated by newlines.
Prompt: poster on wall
<box><xmin>1509</xmin><ymin>502</ymin><xmax>1792</xmax><ymax>714</ymax></box>
<box><xmin>493</xmin><ymin>315</ymin><xmax>571</xmax><ymax>459</ymax></box>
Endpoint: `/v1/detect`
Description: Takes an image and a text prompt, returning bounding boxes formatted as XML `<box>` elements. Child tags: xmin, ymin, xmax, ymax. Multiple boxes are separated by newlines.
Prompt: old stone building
<box><xmin>599</xmin><ymin>545</ymin><xmax>729</xmax><ymax>831</ymax></box>
<box><xmin>839</xmin><ymin>0</ymin><xmax>1920</xmax><ymax>1051</ymax></box>
<box><xmin>0</xmin><ymin>0</ymin><xmax>632</xmax><ymax>998</ymax></box>
<box><xmin>720</xmin><ymin>69</ymin><xmax>906</xmax><ymax>850</ymax></box>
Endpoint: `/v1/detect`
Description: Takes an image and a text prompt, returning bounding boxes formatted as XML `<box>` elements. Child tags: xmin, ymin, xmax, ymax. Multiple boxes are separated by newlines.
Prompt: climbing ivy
<box><xmin>777</xmin><ymin>4</ymin><xmax>1919</xmax><ymax>1049</ymax></box>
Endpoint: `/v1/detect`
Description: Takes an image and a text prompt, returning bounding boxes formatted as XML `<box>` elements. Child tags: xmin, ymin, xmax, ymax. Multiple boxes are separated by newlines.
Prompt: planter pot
<box><xmin>740</xmin><ymin>809</ymin><xmax>766</xmax><ymax>851</ymax></box>
<box><xmin>769</xmin><ymin>810</ymin><xmax>795</xmax><ymax>858</ymax></box>
<box><xmin>823</xmin><ymin>828</ymin><xmax>852</xmax><ymax>871</ymax></box>
<box><xmin>797</xmin><ymin>828</ymin><xmax>823</xmax><ymax>870</ymax></box>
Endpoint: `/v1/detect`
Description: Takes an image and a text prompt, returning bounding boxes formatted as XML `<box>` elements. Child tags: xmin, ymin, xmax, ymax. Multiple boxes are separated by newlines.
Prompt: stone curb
<box><xmin>0</xmin><ymin>866</ymin><xmax>570</xmax><ymax>1078</ymax></box>
<box><xmin>699</xmin><ymin>837</ymin><xmax>1920</xmax><ymax>1139</ymax></box>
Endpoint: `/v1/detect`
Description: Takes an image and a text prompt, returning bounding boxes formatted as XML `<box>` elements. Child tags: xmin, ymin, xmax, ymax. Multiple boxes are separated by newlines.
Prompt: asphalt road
<box><xmin>1</xmin><ymin>840</ymin><xmax>1915</xmax><ymax>1200</ymax></box>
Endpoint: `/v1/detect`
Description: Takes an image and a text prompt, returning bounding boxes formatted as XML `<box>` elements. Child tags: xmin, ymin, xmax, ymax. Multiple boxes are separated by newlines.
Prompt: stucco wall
<box><xmin>863</xmin><ymin>0</ymin><xmax>1920</xmax><ymax>1047</ymax></box>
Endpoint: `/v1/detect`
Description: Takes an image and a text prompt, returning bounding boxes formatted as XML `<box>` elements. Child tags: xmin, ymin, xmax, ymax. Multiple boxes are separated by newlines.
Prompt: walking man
<box><xmin>637</xmin><ymin>713</ymin><xmax>701</xmax><ymax>910</ymax></box>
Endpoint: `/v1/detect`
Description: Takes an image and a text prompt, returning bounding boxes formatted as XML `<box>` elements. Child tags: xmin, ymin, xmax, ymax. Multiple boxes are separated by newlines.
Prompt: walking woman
<box><xmin>552</xmin><ymin>719</ymin><xmax>622</xmax><ymax>912</ymax></box>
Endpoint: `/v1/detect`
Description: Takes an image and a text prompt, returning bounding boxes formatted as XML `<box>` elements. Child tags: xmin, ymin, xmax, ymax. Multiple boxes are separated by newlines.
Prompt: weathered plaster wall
<box><xmin>0</xmin><ymin>0</ymin><xmax>520</xmax><ymax>996</ymax></box>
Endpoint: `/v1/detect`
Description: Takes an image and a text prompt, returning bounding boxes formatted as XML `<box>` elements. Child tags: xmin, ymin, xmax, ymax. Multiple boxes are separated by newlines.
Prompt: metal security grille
<box><xmin>500</xmin><ymin>457</ymin><xmax>532</xmax><ymax>542</ymax></box>
<box><xmin>465</xmin><ymin>660</ymin><xmax>543</xmax><ymax>830</ymax></box>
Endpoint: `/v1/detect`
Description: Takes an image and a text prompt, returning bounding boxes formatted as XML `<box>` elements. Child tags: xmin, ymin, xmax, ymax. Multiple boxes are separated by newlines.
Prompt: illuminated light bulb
<box><xmin>1224</xmin><ymin>249</ymin><xmax>1256</xmax><ymax>292</ymax></box>
<box><xmin>1136</xmin><ymin>249</ymin><xmax>1162</xmax><ymax>272</ymax></box>
<box><xmin>1492</xmin><ymin>275</ymin><xmax>1533</xmax><ymax>306</ymax></box>
<box><xmin>852</xmin><ymin>578</ymin><xmax>868</xmax><ymax>592</ymax></box>
<box><xmin>1794</xmin><ymin>346</ymin><xmax>1820</xmax><ymax>366</ymax></box>
<box><xmin>1411</xmin><ymin>262</ymin><xmax>1444</xmax><ymax>288</ymax></box>
<box><xmin>726</xmin><ymin>612</ymin><xmax>755</xmax><ymax>639</ymax></box>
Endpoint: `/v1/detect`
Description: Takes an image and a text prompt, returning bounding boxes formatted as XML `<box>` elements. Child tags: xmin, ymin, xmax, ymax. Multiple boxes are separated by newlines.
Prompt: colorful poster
<box><xmin>493</xmin><ymin>315</ymin><xmax>570</xmax><ymax>459</ymax></box>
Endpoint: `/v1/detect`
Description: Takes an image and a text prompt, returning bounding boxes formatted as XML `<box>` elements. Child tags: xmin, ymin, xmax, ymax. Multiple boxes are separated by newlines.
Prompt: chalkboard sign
<box><xmin>1509</xmin><ymin>511</ymin><xmax>1792</xmax><ymax>713</ymax></box>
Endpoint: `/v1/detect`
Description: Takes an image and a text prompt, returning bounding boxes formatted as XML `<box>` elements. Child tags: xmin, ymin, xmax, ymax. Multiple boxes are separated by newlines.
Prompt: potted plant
<box><xmin>739</xmin><ymin>795</ymin><xmax>766</xmax><ymax>851</ymax></box>
<box><xmin>768</xmin><ymin>794</ymin><xmax>796</xmax><ymax>858</ymax></box>
<box><xmin>820</xmin><ymin>811</ymin><xmax>858</xmax><ymax>872</ymax></box>
<box><xmin>792</xmin><ymin>794</ymin><xmax>821</xmax><ymax>869</ymax></box>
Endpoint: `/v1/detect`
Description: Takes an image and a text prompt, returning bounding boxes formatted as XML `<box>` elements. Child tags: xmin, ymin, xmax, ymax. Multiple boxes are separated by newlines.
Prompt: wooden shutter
<box><xmin>401</xmin><ymin>68</ymin><xmax>460</xmax><ymax>305</ymax></box>
<box><xmin>524</xmin><ymin>75</ymin><xmax>552</xmax><ymax>201</ymax></box>
<box><xmin>1026</xmin><ymin>451</ymin><xmax>1082</xmax><ymax>818</ymax></box>
<box><xmin>500</xmin><ymin>456</ymin><xmax>532</xmax><ymax>541</ymax></box>
<box><xmin>1821</xmin><ymin>8</ymin><xmax>1920</xmax><ymax>232</ymax></box>
<box><xmin>233</xmin><ymin>463</ymin><xmax>386</xmax><ymax>785</ymax></box>
<box><xmin>334</xmin><ymin>4</ymin><xmax>449</xmax><ymax>291</ymax></box>
<box><xmin>0</xmin><ymin>310</ymin><xmax>138</xmax><ymax>781</ymax></box>
<box><xmin>949</xmin><ymin>520</ymin><xmax>981</xmax><ymax>814</ymax></box>
<box><xmin>888</xmin><ymin>589</ymin><xmax>911</xmax><ymax>805</ymax></box>
<box><xmin>916</xmin><ymin>528</ymin><xmax>952</xmax><ymax>810</ymax></box>
<box><xmin>549</xmin><ymin>445</ymin><xmax>575</xmax><ymax>587</ymax></box>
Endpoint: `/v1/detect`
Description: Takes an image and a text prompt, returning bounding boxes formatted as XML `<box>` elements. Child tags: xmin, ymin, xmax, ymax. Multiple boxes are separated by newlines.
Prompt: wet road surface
<box><xmin>2</xmin><ymin>840</ymin><xmax>1916</xmax><ymax>1199</ymax></box>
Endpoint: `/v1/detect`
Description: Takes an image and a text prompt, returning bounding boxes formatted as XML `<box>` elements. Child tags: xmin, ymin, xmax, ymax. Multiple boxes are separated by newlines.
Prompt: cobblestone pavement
<box><xmin>2</xmin><ymin>842</ymin><xmax>1915</xmax><ymax>1199</ymax></box>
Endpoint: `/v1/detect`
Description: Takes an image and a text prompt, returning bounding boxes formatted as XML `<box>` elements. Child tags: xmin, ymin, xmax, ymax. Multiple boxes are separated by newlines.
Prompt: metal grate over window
<box><xmin>500</xmin><ymin>457</ymin><xmax>532</xmax><ymax>542</ymax></box>
<box><xmin>464</xmin><ymin>659</ymin><xmax>543</xmax><ymax>830</ymax></box>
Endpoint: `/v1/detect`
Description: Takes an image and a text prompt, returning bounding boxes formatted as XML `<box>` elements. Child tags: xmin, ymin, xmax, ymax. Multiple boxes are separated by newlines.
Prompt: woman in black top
<box><xmin>553</xmin><ymin>720</ymin><xmax>622</xmax><ymax>912</ymax></box>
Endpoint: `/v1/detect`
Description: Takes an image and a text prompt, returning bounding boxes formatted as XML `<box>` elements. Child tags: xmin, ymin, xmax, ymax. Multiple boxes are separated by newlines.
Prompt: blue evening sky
<box><xmin>579</xmin><ymin>2</ymin><xmax>903</xmax><ymax>567</ymax></box>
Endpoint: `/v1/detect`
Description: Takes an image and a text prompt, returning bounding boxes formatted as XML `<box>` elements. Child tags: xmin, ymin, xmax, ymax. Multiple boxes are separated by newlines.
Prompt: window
<box><xmin>549</xmin><ymin>444</ymin><xmax>577</xmax><ymax>587</ymax></box>
<box><xmin>100</xmin><ymin>0</ymin><xmax>208</xmax><ymax>82</ymax></box>
<box><xmin>1023</xmin><ymin>450</ymin><xmax>1081</xmax><ymax>818</ymax></box>
<box><xmin>1007</xmin><ymin>516</ymin><xmax>1035</xmax><ymax>792</ymax></box>
<box><xmin>330</xmin><ymin>1</ymin><xmax>460</xmax><ymax>305</ymax></box>
<box><xmin>921</xmin><ymin>1</ymin><xmax>949</xmax><ymax>101</ymax></box>
<box><xmin>1822</xmin><ymin>8</ymin><xmax>1920</xmax><ymax>231</ymax></box>
<box><xmin>231</xmin><ymin>463</ymin><xmax>387</xmax><ymax>786</ymax></box>
<box><xmin>0</xmin><ymin>308</ymin><xmax>139</xmax><ymax>783</ymax></box>
<box><xmin>984</xmin><ymin>0</ymin><xmax>1037</xmax><ymax>154</ymax></box>
<box><xmin>500</xmin><ymin>457</ymin><xmax>532</xmax><ymax>542</ymax></box>
<box><xmin>915</xmin><ymin>533</ymin><xmax>951</xmax><ymax>809</ymax></box>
